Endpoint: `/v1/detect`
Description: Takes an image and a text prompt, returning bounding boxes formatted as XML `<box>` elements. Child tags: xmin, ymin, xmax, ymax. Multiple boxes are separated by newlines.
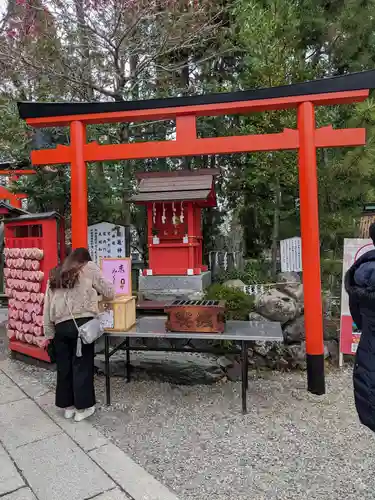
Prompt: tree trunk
<box><xmin>73</xmin><ymin>0</ymin><xmax>106</xmax><ymax>181</ymax></box>
<box><xmin>73</xmin><ymin>0</ymin><xmax>94</xmax><ymax>101</ymax></box>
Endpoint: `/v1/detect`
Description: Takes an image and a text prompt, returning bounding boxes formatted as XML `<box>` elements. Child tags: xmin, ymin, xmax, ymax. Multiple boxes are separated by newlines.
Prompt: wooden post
<box><xmin>297</xmin><ymin>101</ymin><xmax>325</xmax><ymax>395</ymax></box>
<box><xmin>187</xmin><ymin>202</ymin><xmax>195</xmax><ymax>272</ymax></box>
<box><xmin>70</xmin><ymin>121</ymin><xmax>88</xmax><ymax>249</ymax></box>
<box><xmin>147</xmin><ymin>204</ymin><xmax>153</xmax><ymax>271</ymax></box>
<box><xmin>195</xmin><ymin>207</ymin><xmax>203</xmax><ymax>269</ymax></box>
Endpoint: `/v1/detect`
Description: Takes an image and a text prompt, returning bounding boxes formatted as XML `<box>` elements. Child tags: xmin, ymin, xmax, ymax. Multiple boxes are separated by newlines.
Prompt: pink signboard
<box><xmin>339</xmin><ymin>239</ymin><xmax>373</xmax><ymax>366</ymax></box>
<box><xmin>101</xmin><ymin>258</ymin><xmax>132</xmax><ymax>296</ymax></box>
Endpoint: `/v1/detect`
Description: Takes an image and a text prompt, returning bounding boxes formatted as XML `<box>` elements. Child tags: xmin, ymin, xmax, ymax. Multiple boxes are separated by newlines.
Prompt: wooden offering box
<box><xmin>99</xmin><ymin>257</ymin><xmax>136</xmax><ymax>332</ymax></box>
<box><xmin>165</xmin><ymin>300</ymin><xmax>226</xmax><ymax>333</ymax></box>
<box><xmin>99</xmin><ymin>296</ymin><xmax>136</xmax><ymax>332</ymax></box>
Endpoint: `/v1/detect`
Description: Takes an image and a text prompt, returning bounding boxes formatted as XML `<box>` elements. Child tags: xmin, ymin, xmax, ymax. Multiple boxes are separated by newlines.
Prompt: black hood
<box><xmin>345</xmin><ymin>249</ymin><xmax>375</xmax><ymax>305</ymax></box>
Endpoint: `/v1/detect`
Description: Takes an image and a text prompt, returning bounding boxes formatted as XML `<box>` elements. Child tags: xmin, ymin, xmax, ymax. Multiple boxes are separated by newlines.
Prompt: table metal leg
<box><xmin>241</xmin><ymin>340</ymin><xmax>247</xmax><ymax>414</ymax></box>
<box><xmin>125</xmin><ymin>337</ymin><xmax>131</xmax><ymax>383</ymax></box>
<box><xmin>245</xmin><ymin>341</ymin><xmax>249</xmax><ymax>390</ymax></box>
<box><xmin>105</xmin><ymin>334</ymin><xmax>111</xmax><ymax>406</ymax></box>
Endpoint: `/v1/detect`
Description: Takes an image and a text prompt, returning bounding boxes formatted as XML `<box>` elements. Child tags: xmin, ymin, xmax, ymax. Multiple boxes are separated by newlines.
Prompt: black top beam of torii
<box><xmin>17</xmin><ymin>69</ymin><xmax>375</xmax><ymax>120</ymax></box>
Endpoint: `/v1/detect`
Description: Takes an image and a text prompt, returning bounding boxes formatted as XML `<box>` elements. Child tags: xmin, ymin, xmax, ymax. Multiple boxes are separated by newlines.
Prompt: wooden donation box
<box><xmin>4</xmin><ymin>212</ymin><xmax>66</xmax><ymax>361</ymax></box>
<box><xmin>165</xmin><ymin>300</ymin><xmax>226</xmax><ymax>333</ymax></box>
<box><xmin>99</xmin><ymin>258</ymin><xmax>136</xmax><ymax>332</ymax></box>
<box><xmin>131</xmin><ymin>170</ymin><xmax>218</xmax><ymax>276</ymax></box>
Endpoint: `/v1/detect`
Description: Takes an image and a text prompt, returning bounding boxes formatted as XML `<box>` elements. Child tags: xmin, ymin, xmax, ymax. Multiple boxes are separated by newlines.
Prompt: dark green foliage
<box><xmin>216</xmin><ymin>260</ymin><xmax>272</xmax><ymax>285</ymax></box>
<box><xmin>321</xmin><ymin>258</ymin><xmax>343</xmax><ymax>295</ymax></box>
<box><xmin>205</xmin><ymin>284</ymin><xmax>255</xmax><ymax>320</ymax></box>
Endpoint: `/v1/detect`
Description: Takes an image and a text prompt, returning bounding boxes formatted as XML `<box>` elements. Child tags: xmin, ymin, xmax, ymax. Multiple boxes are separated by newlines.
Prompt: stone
<box><xmin>165</xmin><ymin>338</ymin><xmax>191</xmax><ymax>350</ymax></box>
<box><xmin>95</xmin><ymin>351</ymin><xmax>224</xmax><ymax>385</ymax></box>
<box><xmin>90</xmin><ymin>443</ymin><xmax>179</xmax><ymax>500</ymax></box>
<box><xmin>248</xmin><ymin>341</ymin><xmax>290</xmax><ymax>370</ymax></box>
<box><xmin>324</xmin><ymin>318</ymin><xmax>340</xmax><ymax>340</ymax></box>
<box><xmin>144</xmin><ymin>337</ymin><xmax>173</xmax><ymax>350</ymax></box>
<box><xmin>283</xmin><ymin>316</ymin><xmax>305</xmax><ymax>344</ymax></box>
<box><xmin>12</xmin><ymin>433</ymin><xmax>115</xmax><ymax>500</ymax></box>
<box><xmin>129</xmin><ymin>336</ymin><xmax>147</xmax><ymax>348</ymax></box>
<box><xmin>274</xmin><ymin>356</ymin><xmax>289</xmax><ymax>369</ymax></box>
<box><xmin>188</xmin><ymin>338</ymin><xmax>216</xmax><ymax>351</ymax></box>
<box><xmin>145</xmin><ymin>290</ymin><xmax>204</xmax><ymax>301</ymax></box>
<box><xmin>324</xmin><ymin>342</ymin><xmax>330</xmax><ymax>359</ymax></box>
<box><xmin>2</xmin><ymin>488</ymin><xmax>37</xmax><ymax>500</ymax></box>
<box><xmin>255</xmin><ymin>289</ymin><xmax>298</xmax><ymax>323</ymax></box>
<box><xmin>222</xmin><ymin>279</ymin><xmax>246</xmax><ymax>291</ymax></box>
<box><xmin>248</xmin><ymin>354</ymin><xmax>268</xmax><ymax>369</ymax></box>
<box><xmin>285</xmin><ymin>343</ymin><xmax>307</xmax><ymax>370</ymax></box>
<box><xmin>252</xmin><ymin>341</ymin><xmax>272</xmax><ymax>357</ymax></box>
<box><xmin>248</xmin><ymin>312</ymin><xmax>272</xmax><ymax>322</ymax></box>
<box><xmin>0</xmin><ymin>398</ymin><xmax>62</xmax><ymax>451</ymax></box>
<box><xmin>217</xmin><ymin>356</ymin><xmax>234</xmax><ymax>369</ymax></box>
<box><xmin>139</xmin><ymin>271</ymin><xmax>211</xmax><ymax>302</ymax></box>
<box><xmin>0</xmin><ymin>360</ymin><xmax>50</xmax><ymax>399</ymax></box>
<box><xmin>226</xmin><ymin>360</ymin><xmax>242</xmax><ymax>381</ymax></box>
<box><xmin>295</xmin><ymin>301</ymin><xmax>304</xmax><ymax>318</ymax></box>
<box><xmin>277</xmin><ymin>272</ymin><xmax>304</xmax><ymax>302</ymax></box>
<box><xmin>0</xmin><ymin>442</ymin><xmax>24</xmax><ymax>495</ymax></box>
<box><xmin>325</xmin><ymin>340</ymin><xmax>339</xmax><ymax>363</ymax></box>
<box><xmin>37</xmin><ymin>393</ymin><xmax>108</xmax><ymax>452</ymax></box>
<box><xmin>0</xmin><ymin>372</ymin><xmax>27</xmax><ymax>404</ymax></box>
<box><xmin>277</xmin><ymin>271</ymin><xmax>301</xmax><ymax>285</ymax></box>
<box><xmin>94</xmin><ymin>489</ymin><xmax>131</xmax><ymax>500</ymax></box>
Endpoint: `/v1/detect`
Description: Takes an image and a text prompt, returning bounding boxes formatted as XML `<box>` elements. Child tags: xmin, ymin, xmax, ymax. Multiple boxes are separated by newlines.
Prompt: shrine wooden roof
<box><xmin>4</xmin><ymin>211</ymin><xmax>62</xmax><ymax>223</ymax></box>
<box><xmin>131</xmin><ymin>169</ymin><xmax>217</xmax><ymax>205</ymax></box>
<box><xmin>0</xmin><ymin>201</ymin><xmax>28</xmax><ymax>217</ymax></box>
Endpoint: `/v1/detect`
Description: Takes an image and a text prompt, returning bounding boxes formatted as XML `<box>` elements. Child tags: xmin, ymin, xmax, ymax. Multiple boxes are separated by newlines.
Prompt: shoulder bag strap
<box><xmin>64</xmin><ymin>292</ymin><xmax>80</xmax><ymax>332</ymax></box>
<box><xmin>64</xmin><ymin>292</ymin><xmax>84</xmax><ymax>357</ymax></box>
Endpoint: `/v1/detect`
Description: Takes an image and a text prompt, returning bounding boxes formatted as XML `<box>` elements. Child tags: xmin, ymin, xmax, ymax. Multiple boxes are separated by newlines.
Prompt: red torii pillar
<box><xmin>298</xmin><ymin>102</ymin><xmax>324</xmax><ymax>390</ymax></box>
<box><xmin>18</xmin><ymin>76</ymin><xmax>371</xmax><ymax>396</ymax></box>
<box><xmin>70</xmin><ymin>121</ymin><xmax>88</xmax><ymax>248</ymax></box>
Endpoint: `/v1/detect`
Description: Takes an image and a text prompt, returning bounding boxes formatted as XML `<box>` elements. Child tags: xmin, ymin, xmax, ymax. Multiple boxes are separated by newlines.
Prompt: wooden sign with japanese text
<box><xmin>101</xmin><ymin>258</ymin><xmax>132</xmax><ymax>296</ymax></box>
<box><xmin>88</xmin><ymin>222</ymin><xmax>127</xmax><ymax>265</ymax></box>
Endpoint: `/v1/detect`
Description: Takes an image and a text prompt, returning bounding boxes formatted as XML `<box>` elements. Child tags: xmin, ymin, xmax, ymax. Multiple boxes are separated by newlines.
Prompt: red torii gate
<box><xmin>0</xmin><ymin>168</ymin><xmax>36</xmax><ymax>208</ymax></box>
<box><xmin>17</xmin><ymin>70</ymin><xmax>375</xmax><ymax>395</ymax></box>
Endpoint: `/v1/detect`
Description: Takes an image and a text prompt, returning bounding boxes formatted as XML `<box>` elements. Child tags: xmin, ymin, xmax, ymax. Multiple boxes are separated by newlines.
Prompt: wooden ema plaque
<box><xmin>165</xmin><ymin>300</ymin><xmax>226</xmax><ymax>333</ymax></box>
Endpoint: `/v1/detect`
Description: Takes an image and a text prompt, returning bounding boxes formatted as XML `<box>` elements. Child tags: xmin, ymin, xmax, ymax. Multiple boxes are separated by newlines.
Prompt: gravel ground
<box><xmin>1</xmin><ymin>326</ymin><xmax>374</xmax><ymax>500</ymax></box>
<box><xmin>91</xmin><ymin>370</ymin><xmax>373</xmax><ymax>500</ymax></box>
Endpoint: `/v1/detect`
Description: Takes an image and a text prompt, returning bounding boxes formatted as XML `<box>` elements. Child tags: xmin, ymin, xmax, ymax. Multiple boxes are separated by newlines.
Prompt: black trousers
<box><xmin>54</xmin><ymin>318</ymin><xmax>96</xmax><ymax>410</ymax></box>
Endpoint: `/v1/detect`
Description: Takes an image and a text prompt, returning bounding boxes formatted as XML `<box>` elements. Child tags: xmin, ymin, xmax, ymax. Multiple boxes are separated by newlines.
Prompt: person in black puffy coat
<box><xmin>345</xmin><ymin>223</ymin><xmax>375</xmax><ymax>432</ymax></box>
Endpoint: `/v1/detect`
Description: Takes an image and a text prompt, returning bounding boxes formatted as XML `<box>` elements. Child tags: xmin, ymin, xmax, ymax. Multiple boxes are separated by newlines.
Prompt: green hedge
<box><xmin>205</xmin><ymin>284</ymin><xmax>255</xmax><ymax>320</ymax></box>
<box><xmin>215</xmin><ymin>260</ymin><xmax>272</xmax><ymax>285</ymax></box>
<box><xmin>321</xmin><ymin>258</ymin><xmax>342</xmax><ymax>293</ymax></box>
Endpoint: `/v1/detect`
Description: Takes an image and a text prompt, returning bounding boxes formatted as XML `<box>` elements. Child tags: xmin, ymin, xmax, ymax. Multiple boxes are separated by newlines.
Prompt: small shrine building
<box><xmin>132</xmin><ymin>169</ymin><xmax>218</xmax><ymax>276</ymax></box>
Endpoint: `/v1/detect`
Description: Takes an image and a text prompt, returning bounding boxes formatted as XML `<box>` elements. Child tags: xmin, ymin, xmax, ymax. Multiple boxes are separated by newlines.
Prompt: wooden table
<box><xmin>104</xmin><ymin>317</ymin><xmax>283</xmax><ymax>414</ymax></box>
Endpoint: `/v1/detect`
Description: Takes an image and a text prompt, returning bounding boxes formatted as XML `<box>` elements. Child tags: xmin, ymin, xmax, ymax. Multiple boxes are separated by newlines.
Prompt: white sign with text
<box><xmin>88</xmin><ymin>222</ymin><xmax>127</xmax><ymax>265</ymax></box>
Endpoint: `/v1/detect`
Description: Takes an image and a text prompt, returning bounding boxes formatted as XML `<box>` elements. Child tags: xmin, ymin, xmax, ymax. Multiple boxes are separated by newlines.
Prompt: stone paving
<box><xmin>0</xmin><ymin>358</ymin><xmax>179</xmax><ymax>500</ymax></box>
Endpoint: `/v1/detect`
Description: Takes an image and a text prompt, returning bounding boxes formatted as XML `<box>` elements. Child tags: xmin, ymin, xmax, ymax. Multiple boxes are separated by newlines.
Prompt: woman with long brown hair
<box><xmin>43</xmin><ymin>248</ymin><xmax>115</xmax><ymax>421</ymax></box>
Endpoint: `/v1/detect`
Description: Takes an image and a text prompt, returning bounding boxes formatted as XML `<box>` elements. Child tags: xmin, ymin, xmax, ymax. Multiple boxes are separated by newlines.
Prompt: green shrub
<box><xmin>205</xmin><ymin>284</ymin><xmax>255</xmax><ymax>320</ymax></box>
<box><xmin>321</xmin><ymin>259</ymin><xmax>342</xmax><ymax>293</ymax></box>
<box><xmin>215</xmin><ymin>268</ymin><xmax>248</xmax><ymax>284</ymax></box>
<box><xmin>216</xmin><ymin>259</ymin><xmax>272</xmax><ymax>285</ymax></box>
